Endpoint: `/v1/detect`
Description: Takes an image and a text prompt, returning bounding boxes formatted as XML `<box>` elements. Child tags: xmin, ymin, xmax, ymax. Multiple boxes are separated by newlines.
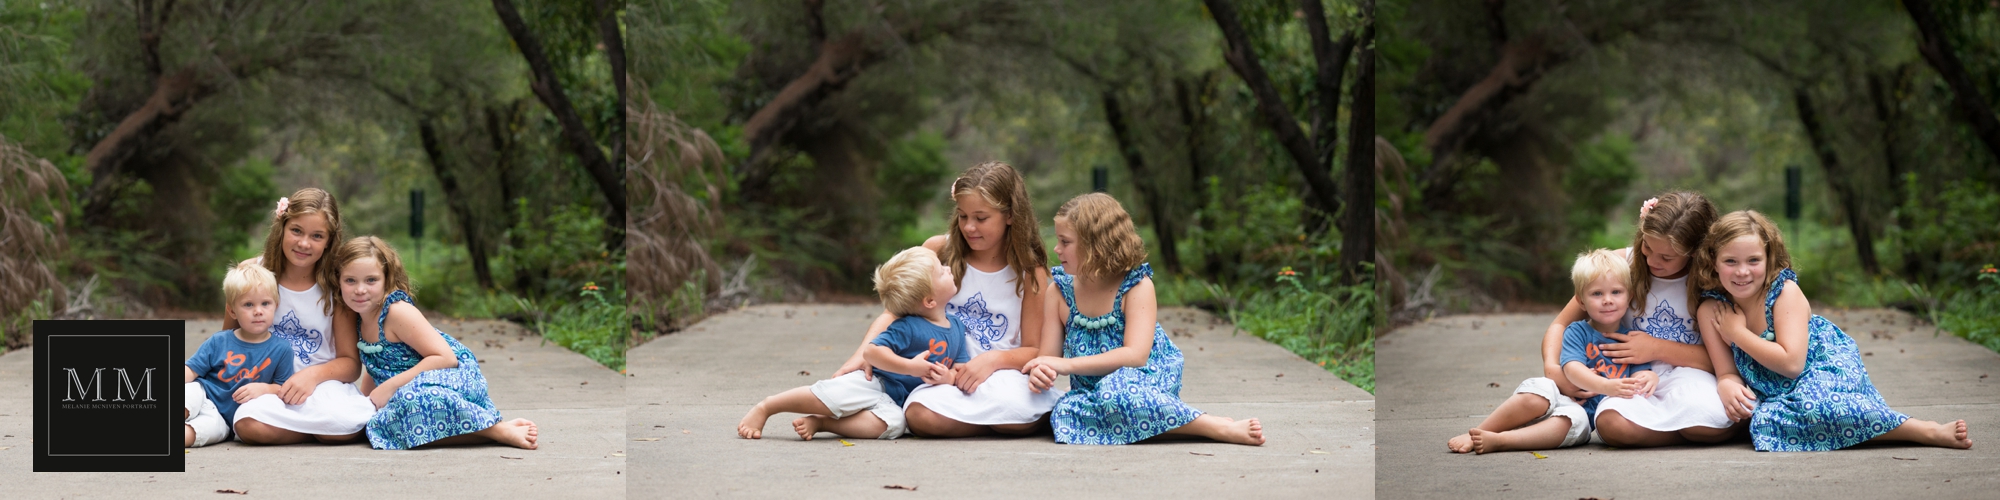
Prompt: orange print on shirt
<box><xmin>214</xmin><ymin>350</ymin><xmax>273</xmax><ymax>383</ymax></box>
<box><xmin>926</xmin><ymin>339</ymin><xmax>955</xmax><ymax>368</ymax></box>
<box><xmin>1583</xmin><ymin>343</ymin><xmax>1633</xmax><ymax>380</ymax></box>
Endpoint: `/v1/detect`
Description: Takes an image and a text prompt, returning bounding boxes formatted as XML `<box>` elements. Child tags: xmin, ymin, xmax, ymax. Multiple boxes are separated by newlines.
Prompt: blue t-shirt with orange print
<box><xmin>186</xmin><ymin>329</ymin><xmax>296</xmax><ymax>422</ymax></box>
<box><xmin>1559</xmin><ymin>320</ymin><xmax>1651</xmax><ymax>424</ymax></box>
<box><xmin>869</xmin><ymin>315</ymin><xmax>970</xmax><ymax>406</ymax></box>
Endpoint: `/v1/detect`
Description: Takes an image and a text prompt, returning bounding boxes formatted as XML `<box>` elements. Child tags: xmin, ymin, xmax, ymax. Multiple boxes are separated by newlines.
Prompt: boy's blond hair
<box><xmin>223</xmin><ymin>260</ymin><xmax>280</xmax><ymax>307</ymax></box>
<box><xmin>874</xmin><ymin>247</ymin><xmax>940</xmax><ymax>316</ymax></box>
<box><xmin>1571</xmin><ymin>248</ymin><xmax>1632</xmax><ymax>302</ymax></box>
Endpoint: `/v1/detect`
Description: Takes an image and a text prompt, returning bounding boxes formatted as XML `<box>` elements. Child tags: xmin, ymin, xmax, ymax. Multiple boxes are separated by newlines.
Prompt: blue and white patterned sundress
<box><xmin>358</xmin><ymin>290</ymin><xmax>504</xmax><ymax>450</ymax></box>
<box><xmin>1700</xmin><ymin>269</ymin><xmax>1908</xmax><ymax>451</ymax></box>
<box><xmin>1049</xmin><ymin>264</ymin><xmax>1203</xmax><ymax>445</ymax></box>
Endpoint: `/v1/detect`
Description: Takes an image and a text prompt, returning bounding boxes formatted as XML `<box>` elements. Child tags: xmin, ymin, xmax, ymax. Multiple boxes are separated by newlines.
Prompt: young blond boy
<box><xmin>1446</xmin><ymin>248</ymin><xmax>1659</xmax><ymax>454</ymax></box>
<box><xmin>184</xmin><ymin>261</ymin><xmax>297</xmax><ymax>447</ymax></box>
<box><xmin>736</xmin><ymin>246</ymin><xmax>972</xmax><ymax>440</ymax></box>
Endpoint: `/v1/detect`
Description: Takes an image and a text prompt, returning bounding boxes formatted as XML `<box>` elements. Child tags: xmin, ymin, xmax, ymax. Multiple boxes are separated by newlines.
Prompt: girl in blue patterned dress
<box><xmin>1022</xmin><ymin>193</ymin><xmax>1264</xmax><ymax>446</ymax></box>
<box><xmin>1692</xmin><ymin>210</ymin><xmax>1970</xmax><ymax>451</ymax></box>
<box><xmin>334</xmin><ymin>236</ymin><xmax>539</xmax><ymax>450</ymax></box>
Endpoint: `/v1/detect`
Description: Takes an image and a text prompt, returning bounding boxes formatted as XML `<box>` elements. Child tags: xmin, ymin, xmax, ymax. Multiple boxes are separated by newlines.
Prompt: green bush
<box><xmin>1940</xmin><ymin>265</ymin><xmax>2000</xmax><ymax>353</ymax></box>
<box><xmin>537</xmin><ymin>281</ymin><xmax>629</xmax><ymax>372</ymax></box>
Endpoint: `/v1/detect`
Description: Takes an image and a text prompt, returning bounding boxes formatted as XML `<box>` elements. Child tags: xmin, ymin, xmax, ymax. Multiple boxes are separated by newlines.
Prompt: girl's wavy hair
<box><xmin>261</xmin><ymin>187</ymin><xmax>343</xmax><ymax>315</ymax></box>
<box><xmin>1631</xmin><ymin>191</ymin><xmax>1716</xmax><ymax>311</ymax></box>
<box><xmin>331</xmin><ymin>236</ymin><xmax>414</xmax><ymax>310</ymax></box>
<box><xmin>1692</xmin><ymin>210</ymin><xmax>1793</xmax><ymax>305</ymax></box>
<box><xmin>1054</xmin><ymin>193</ymin><xmax>1146</xmax><ymax>282</ymax></box>
<box><xmin>941</xmin><ymin>161</ymin><xmax>1048</xmax><ymax>297</ymax></box>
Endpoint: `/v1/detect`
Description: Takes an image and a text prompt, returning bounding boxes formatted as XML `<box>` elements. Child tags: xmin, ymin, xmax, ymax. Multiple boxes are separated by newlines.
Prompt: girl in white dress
<box><xmin>1538</xmin><ymin>191</ymin><xmax>1739</xmax><ymax>447</ymax></box>
<box><xmin>831</xmin><ymin>162</ymin><xmax>1059</xmax><ymax>436</ymax></box>
<box><xmin>227</xmin><ymin>189</ymin><xmax>377</xmax><ymax>444</ymax></box>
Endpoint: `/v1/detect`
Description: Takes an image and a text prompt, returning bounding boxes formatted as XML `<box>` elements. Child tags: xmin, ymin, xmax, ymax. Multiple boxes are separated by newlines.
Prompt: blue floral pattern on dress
<box><xmin>358</xmin><ymin>290</ymin><xmax>503</xmax><ymax>450</ymax></box>
<box><xmin>1634</xmin><ymin>299</ymin><xmax>1699</xmax><ymax>344</ymax></box>
<box><xmin>947</xmin><ymin>292</ymin><xmax>1009</xmax><ymax>352</ymax></box>
<box><xmin>1699</xmin><ymin>269</ymin><xmax>1908</xmax><ymax>451</ymax></box>
<box><xmin>270</xmin><ymin>310</ymin><xmax>325</xmax><ymax>367</ymax></box>
<box><xmin>1048</xmin><ymin>264</ymin><xmax>1203</xmax><ymax>445</ymax></box>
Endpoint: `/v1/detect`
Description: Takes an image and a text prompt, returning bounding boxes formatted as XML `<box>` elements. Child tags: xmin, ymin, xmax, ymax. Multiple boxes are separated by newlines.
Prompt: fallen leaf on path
<box><xmin>840</xmin><ymin>439</ymin><xmax>855</xmax><ymax>447</ymax></box>
<box><xmin>1308</xmin><ymin>449</ymin><xmax>1329</xmax><ymax>454</ymax></box>
<box><xmin>1893</xmin><ymin>457</ymin><xmax>1918</xmax><ymax>461</ymax></box>
<box><xmin>216</xmin><ymin>489</ymin><xmax>248</xmax><ymax>495</ymax></box>
<box><xmin>633</xmin><ymin>438</ymin><xmax>660</xmax><ymax>441</ymax></box>
<box><xmin>1275</xmin><ymin>373</ymin><xmax>1284</xmax><ymax>378</ymax></box>
<box><xmin>883</xmin><ymin>485</ymin><xmax>917</xmax><ymax>491</ymax></box>
<box><xmin>501</xmin><ymin>456</ymin><xmax>523</xmax><ymax>460</ymax></box>
<box><xmin>1189</xmin><ymin>452</ymin><xmax>1214</xmax><ymax>456</ymax></box>
<box><xmin>1529</xmin><ymin>452</ymin><xmax>1547</xmax><ymax>459</ymax></box>
<box><xmin>682</xmin><ymin>429</ymin><xmax>691</xmax><ymax>434</ymax></box>
<box><xmin>611</xmin><ymin>453</ymin><xmax>625</xmax><ymax>457</ymax></box>
<box><xmin>1487</xmin><ymin>382</ymin><xmax>1501</xmax><ymax>388</ymax></box>
<box><xmin>799</xmin><ymin>370</ymin><xmax>811</xmax><ymax>376</ymax></box>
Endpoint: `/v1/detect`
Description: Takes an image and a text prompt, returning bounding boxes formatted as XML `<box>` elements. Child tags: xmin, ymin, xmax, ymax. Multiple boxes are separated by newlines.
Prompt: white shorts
<box><xmin>184</xmin><ymin>382</ymin><xmax>230</xmax><ymax>447</ymax></box>
<box><xmin>1514</xmin><ymin>377</ymin><xmax>1592</xmax><ymax>448</ymax></box>
<box><xmin>809</xmin><ymin>372</ymin><xmax>906</xmax><ymax>439</ymax></box>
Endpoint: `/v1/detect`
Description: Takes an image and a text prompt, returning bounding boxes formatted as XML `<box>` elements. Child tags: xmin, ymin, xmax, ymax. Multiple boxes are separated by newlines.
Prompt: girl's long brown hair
<box><xmin>940</xmin><ymin>161</ymin><xmax>1047</xmax><ymax>298</ymax></box>
<box><xmin>1630</xmin><ymin>191</ymin><xmax>1717</xmax><ymax>312</ymax></box>
<box><xmin>260</xmin><ymin>188</ymin><xmax>343</xmax><ymax>316</ymax></box>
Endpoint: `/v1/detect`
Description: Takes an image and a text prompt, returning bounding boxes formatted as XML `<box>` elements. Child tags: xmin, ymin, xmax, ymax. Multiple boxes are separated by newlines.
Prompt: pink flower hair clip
<box><xmin>1640</xmin><ymin>197</ymin><xmax>1659</xmax><ymax>218</ymax></box>
<box><xmin>273</xmin><ymin>197</ymin><xmax>290</xmax><ymax>220</ymax></box>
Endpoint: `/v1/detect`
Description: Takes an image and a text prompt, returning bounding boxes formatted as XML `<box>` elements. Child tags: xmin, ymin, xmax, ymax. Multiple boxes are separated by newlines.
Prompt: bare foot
<box><xmin>1468</xmin><ymin>428</ymin><xmax>1510</xmax><ymax>455</ymax></box>
<box><xmin>793</xmin><ymin>416</ymin><xmax>826</xmax><ymax>441</ymax></box>
<box><xmin>1216</xmin><ymin>417</ymin><xmax>1265</xmax><ymax>446</ymax></box>
<box><xmin>493</xmin><ymin>418</ymin><xmax>539</xmax><ymax>450</ymax></box>
<box><xmin>1447</xmin><ymin>432</ymin><xmax>1474</xmax><ymax>453</ymax></box>
<box><xmin>737</xmin><ymin>403</ymin><xmax>771</xmax><ymax>439</ymax></box>
<box><xmin>1927</xmin><ymin>420</ymin><xmax>1973</xmax><ymax>449</ymax></box>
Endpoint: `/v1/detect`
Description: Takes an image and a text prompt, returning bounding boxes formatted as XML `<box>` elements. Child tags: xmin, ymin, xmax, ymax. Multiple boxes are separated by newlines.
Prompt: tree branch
<box><xmin>1203</xmin><ymin>0</ymin><xmax>1341</xmax><ymax>230</ymax></box>
<box><xmin>491</xmin><ymin>0</ymin><xmax>626</xmax><ymax>242</ymax></box>
<box><xmin>1904</xmin><ymin>0</ymin><xmax>2000</xmax><ymax>166</ymax></box>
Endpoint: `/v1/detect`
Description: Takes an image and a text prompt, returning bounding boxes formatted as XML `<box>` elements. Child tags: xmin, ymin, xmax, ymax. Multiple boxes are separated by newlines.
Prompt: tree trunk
<box><xmin>1301</xmin><ymin>0</ymin><xmax>1356</xmax><ymax>175</ymax></box>
<box><xmin>415</xmin><ymin>117</ymin><xmax>496</xmax><ymax>290</ymax></box>
<box><xmin>595</xmin><ymin>0</ymin><xmax>626</xmax><ymax>180</ymax></box>
<box><xmin>80</xmin><ymin>69</ymin><xmax>217</xmax><ymax>224</ymax></box>
<box><xmin>1793</xmin><ymin>86</ymin><xmax>1880</xmax><ymax>276</ymax></box>
<box><xmin>1339</xmin><ymin>7</ymin><xmax>1375</xmax><ymax>286</ymax></box>
<box><xmin>1418</xmin><ymin>35</ymin><xmax>1568</xmax><ymax>201</ymax></box>
<box><xmin>1904</xmin><ymin>0</ymin><xmax>2000</xmax><ymax>167</ymax></box>
<box><xmin>491</xmin><ymin>0</ymin><xmax>626</xmax><ymax>245</ymax></box>
<box><xmin>1203</xmin><ymin>0</ymin><xmax>1341</xmax><ymax>233</ymax></box>
<box><xmin>1869</xmin><ymin>70</ymin><xmax>1921</xmax><ymax>280</ymax></box>
<box><xmin>1101</xmin><ymin>89</ymin><xmax>1180</xmax><ymax>274</ymax></box>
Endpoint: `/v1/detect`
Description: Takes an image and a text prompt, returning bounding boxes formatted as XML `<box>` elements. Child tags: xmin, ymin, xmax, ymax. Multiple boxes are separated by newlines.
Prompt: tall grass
<box><xmin>0</xmin><ymin>133</ymin><xmax>69</xmax><ymax>350</ymax></box>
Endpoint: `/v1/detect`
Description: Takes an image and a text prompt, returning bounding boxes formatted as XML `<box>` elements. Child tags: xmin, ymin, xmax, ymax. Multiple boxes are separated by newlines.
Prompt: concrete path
<box><xmin>0</xmin><ymin>318</ymin><xmax>626</xmax><ymax>498</ymax></box>
<box><xmin>626</xmin><ymin>304</ymin><xmax>1372</xmax><ymax>497</ymax></box>
<box><xmin>1378</xmin><ymin>309</ymin><xmax>2000</xmax><ymax>499</ymax></box>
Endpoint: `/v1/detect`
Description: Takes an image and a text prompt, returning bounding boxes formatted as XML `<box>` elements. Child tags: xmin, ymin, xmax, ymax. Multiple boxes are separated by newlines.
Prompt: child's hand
<box><xmin>368</xmin><ymin>386</ymin><xmax>393</xmax><ymax>410</ymax></box>
<box><xmin>1633</xmin><ymin>371</ymin><xmax>1659</xmax><ymax>397</ymax></box>
<box><xmin>831</xmin><ymin>353</ymin><xmax>873</xmax><ymax>381</ymax></box>
<box><xmin>1712</xmin><ymin>306</ymin><xmax>1754</xmax><ymax>346</ymax></box>
<box><xmin>1718</xmin><ymin>378</ymin><xmax>1758</xmax><ymax>421</ymax></box>
<box><xmin>278</xmin><ymin>376</ymin><xmax>319</xmax><ymax>405</ymax></box>
<box><xmin>1023</xmin><ymin>356</ymin><xmax>1070</xmax><ymax>393</ymax></box>
<box><xmin>920</xmin><ymin>361</ymin><xmax>954</xmax><ymax>386</ymax></box>
<box><xmin>231</xmin><ymin>383</ymin><xmax>275</xmax><ymax>404</ymax></box>
<box><xmin>1606</xmin><ymin>377</ymin><xmax>1645</xmax><ymax>398</ymax></box>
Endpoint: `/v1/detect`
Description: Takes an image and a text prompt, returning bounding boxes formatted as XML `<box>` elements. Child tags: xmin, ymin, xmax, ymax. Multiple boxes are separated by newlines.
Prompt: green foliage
<box><xmin>537</xmin><ymin>281</ymin><xmax>629</xmax><ymax>372</ymax></box>
<box><xmin>1563</xmin><ymin>135</ymin><xmax>1639</xmax><ymax>240</ymax></box>
<box><xmin>871</xmin><ymin>131</ymin><xmax>952</xmax><ymax>263</ymax></box>
<box><xmin>501</xmin><ymin>199</ymin><xmax>621</xmax><ymax>296</ymax></box>
<box><xmin>1940</xmin><ymin>265</ymin><xmax>2000</xmax><ymax>353</ymax></box>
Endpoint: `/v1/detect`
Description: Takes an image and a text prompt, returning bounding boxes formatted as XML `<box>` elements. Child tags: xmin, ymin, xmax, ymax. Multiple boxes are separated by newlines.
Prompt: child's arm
<box><xmin>278</xmin><ymin>310</ymin><xmax>362</xmax><ymax>404</ymax></box>
<box><xmin>1718</xmin><ymin>286</ymin><xmax>1811</xmax><ymax>379</ymax></box>
<box><xmin>1698</xmin><ymin>301</ymin><xmax>1757</xmax><ymax>420</ymax></box>
<box><xmin>1025</xmin><ymin>282</ymin><xmax>1068</xmax><ymax>393</ymax></box>
<box><xmin>1543</xmin><ymin>298</ymin><xmax>1591</xmax><ymax>398</ymax></box>
<box><xmin>1031</xmin><ymin>278</ymin><xmax>1159</xmax><ymax>379</ymax></box>
<box><xmin>860</xmin><ymin>344</ymin><xmax>941</xmax><ymax>378</ymax></box>
<box><xmin>365</xmin><ymin>303</ymin><xmax>462</xmax><ymax>409</ymax></box>
<box><xmin>1599</xmin><ymin>331</ymin><xmax>1713</xmax><ymax>372</ymax></box>
<box><xmin>1563</xmin><ymin>361</ymin><xmax>1643</xmax><ymax>398</ymax></box>
<box><xmin>832</xmin><ymin>310</ymin><xmax>898</xmax><ymax>381</ymax></box>
<box><xmin>184</xmin><ymin>366</ymin><xmax>198</xmax><ymax>384</ymax></box>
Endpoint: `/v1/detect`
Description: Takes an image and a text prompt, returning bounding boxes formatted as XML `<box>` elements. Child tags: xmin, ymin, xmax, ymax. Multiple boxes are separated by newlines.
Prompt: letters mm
<box><xmin>61</xmin><ymin>368</ymin><xmax>158</xmax><ymax>402</ymax></box>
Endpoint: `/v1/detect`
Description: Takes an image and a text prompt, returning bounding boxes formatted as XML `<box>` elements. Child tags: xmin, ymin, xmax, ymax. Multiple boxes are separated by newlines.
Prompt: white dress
<box><xmin>1594</xmin><ymin>267</ymin><xmax>1734</xmax><ymax>431</ymax></box>
<box><xmin>230</xmin><ymin>269</ymin><xmax>376</xmax><ymax>435</ymax></box>
<box><xmin>902</xmin><ymin>264</ymin><xmax>1058</xmax><ymax>426</ymax></box>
